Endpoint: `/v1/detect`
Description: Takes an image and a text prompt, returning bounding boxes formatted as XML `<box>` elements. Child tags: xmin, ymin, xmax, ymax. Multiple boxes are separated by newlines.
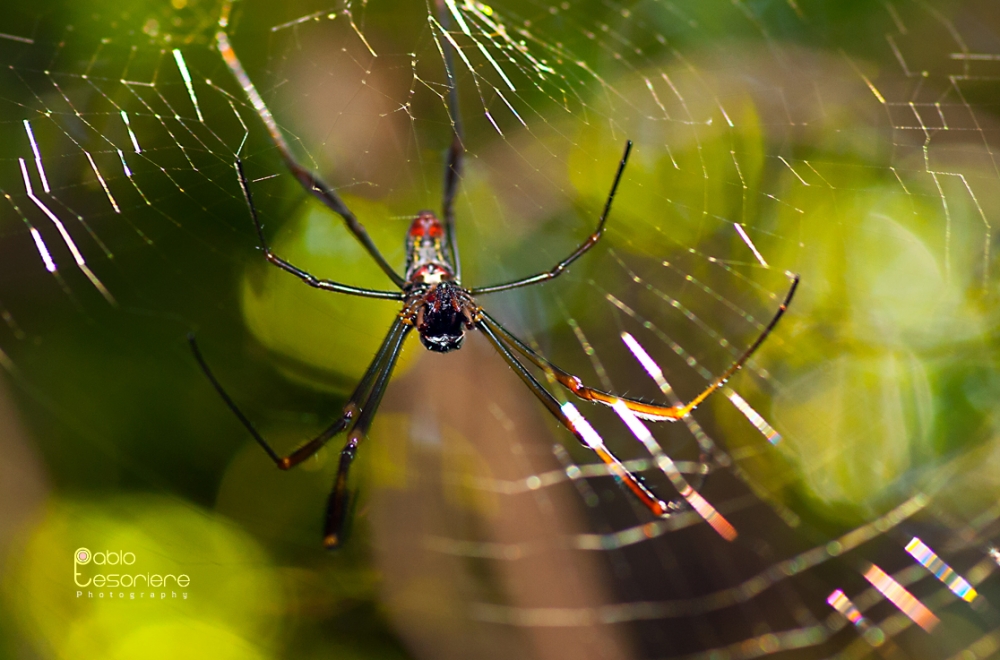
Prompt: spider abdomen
<box><xmin>405</xmin><ymin>211</ymin><xmax>454</xmax><ymax>284</ymax></box>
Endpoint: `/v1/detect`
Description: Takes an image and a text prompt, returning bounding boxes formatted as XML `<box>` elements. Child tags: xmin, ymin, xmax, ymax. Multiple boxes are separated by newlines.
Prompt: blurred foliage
<box><xmin>4</xmin><ymin>496</ymin><xmax>283</xmax><ymax>658</ymax></box>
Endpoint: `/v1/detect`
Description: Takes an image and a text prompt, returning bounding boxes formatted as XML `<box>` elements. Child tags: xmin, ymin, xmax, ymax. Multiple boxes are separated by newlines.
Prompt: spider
<box><xmin>191</xmin><ymin>12</ymin><xmax>799</xmax><ymax>548</ymax></box>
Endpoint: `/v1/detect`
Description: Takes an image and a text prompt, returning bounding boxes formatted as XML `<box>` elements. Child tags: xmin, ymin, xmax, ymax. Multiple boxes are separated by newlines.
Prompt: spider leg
<box><xmin>188</xmin><ymin>317</ymin><xmax>406</xmax><ymax>471</ymax></box>
<box><xmin>479</xmin><ymin>273</ymin><xmax>798</xmax><ymax>421</ymax></box>
<box><xmin>435</xmin><ymin>0</ymin><xmax>464</xmax><ymax>281</ymax></box>
<box><xmin>324</xmin><ymin>323</ymin><xmax>413</xmax><ymax>548</ymax></box>
<box><xmin>236</xmin><ymin>160</ymin><xmax>403</xmax><ymax>300</ymax></box>
<box><xmin>471</xmin><ymin>140</ymin><xmax>632</xmax><ymax>295</ymax></box>
<box><xmin>217</xmin><ymin>31</ymin><xmax>406</xmax><ymax>288</ymax></box>
<box><xmin>477</xmin><ymin>318</ymin><xmax>670</xmax><ymax>517</ymax></box>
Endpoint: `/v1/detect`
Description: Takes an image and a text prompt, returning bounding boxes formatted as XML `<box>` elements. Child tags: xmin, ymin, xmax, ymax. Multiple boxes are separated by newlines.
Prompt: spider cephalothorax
<box><xmin>405</xmin><ymin>281</ymin><xmax>479</xmax><ymax>353</ymax></box>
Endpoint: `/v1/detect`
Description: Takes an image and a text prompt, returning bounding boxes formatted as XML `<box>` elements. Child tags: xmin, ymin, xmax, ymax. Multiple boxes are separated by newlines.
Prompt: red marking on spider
<box><xmin>409</xmin><ymin>211</ymin><xmax>444</xmax><ymax>239</ymax></box>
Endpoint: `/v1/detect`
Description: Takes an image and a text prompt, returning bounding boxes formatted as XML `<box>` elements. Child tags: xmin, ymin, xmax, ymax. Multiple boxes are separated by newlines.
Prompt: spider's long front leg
<box><xmin>217</xmin><ymin>31</ymin><xmax>406</xmax><ymax>288</ymax></box>
<box><xmin>279</xmin><ymin>319</ymin><xmax>409</xmax><ymax>470</ymax></box>
<box><xmin>476</xmin><ymin>319</ymin><xmax>670</xmax><ymax>517</ymax></box>
<box><xmin>471</xmin><ymin>140</ymin><xmax>632</xmax><ymax>296</ymax></box>
<box><xmin>435</xmin><ymin>0</ymin><xmax>464</xmax><ymax>281</ymax></box>
<box><xmin>480</xmin><ymin>272</ymin><xmax>799</xmax><ymax>421</ymax></box>
<box><xmin>324</xmin><ymin>323</ymin><xmax>413</xmax><ymax>548</ymax></box>
<box><xmin>188</xmin><ymin>317</ymin><xmax>407</xmax><ymax>472</ymax></box>
<box><xmin>236</xmin><ymin>160</ymin><xmax>404</xmax><ymax>300</ymax></box>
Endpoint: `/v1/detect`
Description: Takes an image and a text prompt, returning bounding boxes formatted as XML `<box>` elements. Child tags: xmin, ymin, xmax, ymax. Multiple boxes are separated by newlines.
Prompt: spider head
<box><xmin>416</xmin><ymin>282</ymin><xmax>474</xmax><ymax>353</ymax></box>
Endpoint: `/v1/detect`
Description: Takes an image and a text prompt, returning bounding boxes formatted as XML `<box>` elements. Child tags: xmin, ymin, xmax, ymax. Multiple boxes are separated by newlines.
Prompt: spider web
<box><xmin>1</xmin><ymin>0</ymin><xmax>999</xmax><ymax>658</ymax></box>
